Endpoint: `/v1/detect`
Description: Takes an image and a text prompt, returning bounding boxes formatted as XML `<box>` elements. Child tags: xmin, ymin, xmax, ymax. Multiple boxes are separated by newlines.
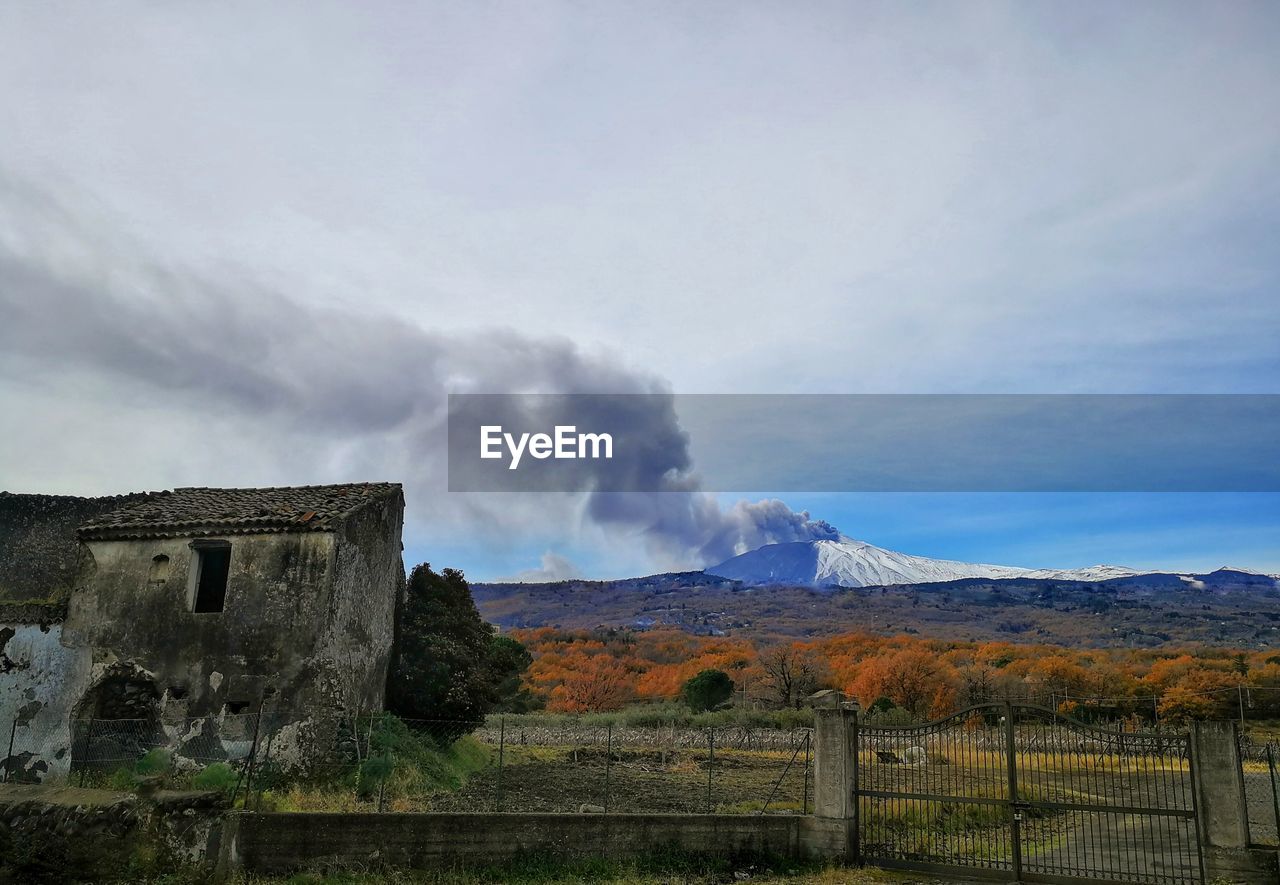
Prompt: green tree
<box><xmin>682</xmin><ymin>668</ymin><xmax>735</xmax><ymax>712</ymax></box>
<box><xmin>486</xmin><ymin>634</ymin><xmax>541</xmax><ymax>712</ymax></box>
<box><xmin>386</xmin><ymin>564</ymin><xmax>497</xmax><ymax>735</ymax></box>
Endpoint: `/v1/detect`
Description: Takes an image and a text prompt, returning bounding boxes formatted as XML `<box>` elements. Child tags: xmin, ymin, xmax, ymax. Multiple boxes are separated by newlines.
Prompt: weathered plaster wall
<box><xmin>64</xmin><ymin>532</ymin><xmax>338</xmax><ymax>719</ymax></box>
<box><xmin>0</xmin><ymin>623</ymin><xmax>90</xmax><ymax>781</ymax></box>
<box><xmin>315</xmin><ymin>493</ymin><xmax>405</xmax><ymax>715</ymax></box>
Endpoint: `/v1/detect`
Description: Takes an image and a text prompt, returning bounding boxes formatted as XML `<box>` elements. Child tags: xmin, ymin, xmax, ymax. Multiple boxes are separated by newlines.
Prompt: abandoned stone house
<box><xmin>0</xmin><ymin>482</ymin><xmax>405</xmax><ymax>781</ymax></box>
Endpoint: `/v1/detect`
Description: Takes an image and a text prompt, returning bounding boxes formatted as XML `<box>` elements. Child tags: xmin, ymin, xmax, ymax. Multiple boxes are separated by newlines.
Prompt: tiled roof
<box><xmin>77</xmin><ymin>483</ymin><xmax>402</xmax><ymax>540</ymax></box>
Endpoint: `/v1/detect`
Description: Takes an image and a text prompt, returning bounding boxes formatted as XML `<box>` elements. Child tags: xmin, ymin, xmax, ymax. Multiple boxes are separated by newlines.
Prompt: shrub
<box><xmin>191</xmin><ymin>762</ymin><xmax>238</xmax><ymax>793</ymax></box>
<box><xmin>134</xmin><ymin>748</ymin><xmax>172</xmax><ymax>776</ymax></box>
<box><xmin>681</xmin><ymin>669</ymin><xmax>735</xmax><ymax>712</ymax></box>
<box><xmin>357</xmin><ymin>754</ymin><xmax>394</xmax><ymax>798</ymax></box>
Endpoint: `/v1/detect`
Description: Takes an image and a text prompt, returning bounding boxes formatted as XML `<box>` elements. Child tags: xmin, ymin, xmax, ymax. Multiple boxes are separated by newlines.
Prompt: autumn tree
<box><xmin>761</xmin><ymin>643</ymin><xmax>826</xmax><ymax>708</ymax></box>
<box><xmin>549</xmin><ymin>654</ymin><xmax>635</xmax><ymax>712</ymax></box>
<box><xmin>850</xmin><ymin>648</ymin><xmax>959</xmax><ymax>718</ymax></box>
<box><xmin>511</xmin><ymin>626</ymin><xmax>1275</xmax><ymax>726</ymax></box>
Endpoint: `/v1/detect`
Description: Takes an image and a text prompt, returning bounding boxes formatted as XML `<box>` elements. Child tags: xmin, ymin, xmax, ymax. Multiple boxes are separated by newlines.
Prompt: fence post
<box><xmin>1190</xmin><ymin>720</ymin><xmax>1276</xmax><ymax>882</ymax></box>
<box><xmin>812</xmin><ymin>708</ymin><xmax>856</xmax><ymax>862</ymax></box>
<box><xmin>232</xmin><ymin>708</ymin><xmax>263</xmax><ymax>809</ymax></box>
<box><xmin>2</xmin><ymin>718</ymin><xmax>15</xmax><ymax>784</ymax></box>
<box><xmin>706</xmin><ymin>727</ymin><xmax>715</xmax><ymax>813</ymax></box>
<box><xmin>1269</xmin><ymin>744</ymin><xmax>1280</xmax><ymax>842</ymax></box>
<box><xmin>256</xmin><ymin>729</ymin><xmax>276</xmax><ymax>812</ymax></box>
<box><xmin>802</xmin><ymin>730</ymin><xmax>811</xmax><ymax>815</ymax></box>
<box><xmin>79</xmin><ymin>718</ymin><xmax>95</xmax><ymax>787</ymax></box>
<box><xmin>1004</xmin><ymin>701</ymin><xmax>1023</xmax><ymax>880</ymax></box>
<box><xmin>604</xmin><ymin>722</ymin><xmax>612</xmax><ymax>814</ymax></box>
<box><xmin>850</xmin><ymin>709</ymin><xmax>860</xmax><ymax>861</ymax></box>
<box><xmin>377</xmin><ymin>749</ymin><xmax>391</xmax><ymax>813</ymax></box>
<box><xmin>494</xmin><ymin>715</ymin><xmax>505</xmax><ymax>812</ymax></box>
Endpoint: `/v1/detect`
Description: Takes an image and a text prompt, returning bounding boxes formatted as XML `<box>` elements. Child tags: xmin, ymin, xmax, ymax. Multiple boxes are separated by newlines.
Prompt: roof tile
<box><xmin>77</xmin><ymin>483</ymin><xmax>401</xmax><ymax>540</ymax></box>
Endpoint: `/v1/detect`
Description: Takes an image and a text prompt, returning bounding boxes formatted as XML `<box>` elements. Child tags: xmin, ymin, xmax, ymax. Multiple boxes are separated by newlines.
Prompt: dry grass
<box><xmin>249</xmin><ymin>861</ymin><xmax>953</xmax><ymax>885</ymax></box>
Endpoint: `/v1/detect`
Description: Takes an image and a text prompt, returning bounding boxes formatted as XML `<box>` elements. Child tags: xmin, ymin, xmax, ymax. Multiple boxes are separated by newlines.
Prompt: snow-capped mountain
<box><xmin>706</xmin><ymin>536</ymin><xmax>1146</xmax><ymax>588</ymax></box>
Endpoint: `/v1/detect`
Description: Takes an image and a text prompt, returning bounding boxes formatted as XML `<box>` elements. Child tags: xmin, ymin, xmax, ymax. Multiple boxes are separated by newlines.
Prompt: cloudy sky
<box><xmin>1</xmin><ymin>2</ymin><xmax>1278</xmax><ymax>578</ymax></box>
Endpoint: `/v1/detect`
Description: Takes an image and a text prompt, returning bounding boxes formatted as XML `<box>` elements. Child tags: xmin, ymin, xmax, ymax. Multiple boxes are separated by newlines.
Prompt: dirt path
<box><xmin>1025</xmin><ymin>812</ymin><xmax>1201</xmax><ymax>883</ymax></box>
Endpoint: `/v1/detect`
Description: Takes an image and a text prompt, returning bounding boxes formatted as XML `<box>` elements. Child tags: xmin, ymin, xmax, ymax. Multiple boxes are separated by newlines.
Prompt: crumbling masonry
<box><xmin>0</xmin><ymin>483</ymin><xmax>405</xmax><ymax>782</ymax></box>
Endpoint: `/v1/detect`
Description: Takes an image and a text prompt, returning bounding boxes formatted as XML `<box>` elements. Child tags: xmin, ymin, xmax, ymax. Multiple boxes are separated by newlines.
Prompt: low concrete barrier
<box><xmin>218</xmin><ymin>811</ymin><xmax>841</xmax><ymax>876</ymax></box>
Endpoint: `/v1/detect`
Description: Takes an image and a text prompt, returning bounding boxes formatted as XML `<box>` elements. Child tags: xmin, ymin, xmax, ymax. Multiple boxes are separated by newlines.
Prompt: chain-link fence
<box><xmin>1237</xmin><ymin>733</ymin><xmax>1280</xmax><ymax>846</ymax></box>
<box><xmin>2</xmin><ymin>711</ymin><xmax>814</xmax><ymax>817</ymax></box>
<box><xmin>1</xmin><ymin>716</ymin><xmax>73</xmax><ymax>784</ymax></box>
<box><xmin>267</xmin><ymin>716</ymin><xmax>815</xmax><ymax>815</ymax></box>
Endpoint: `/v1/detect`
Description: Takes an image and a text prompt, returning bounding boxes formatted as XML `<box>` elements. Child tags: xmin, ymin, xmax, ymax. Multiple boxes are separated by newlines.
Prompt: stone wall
<box><xmin>0</xmin><ymin>492</ymin><xmax>147</xmax><ymax>607</ymax></box>
<box><xmin>0</xmin><ymin>784</ymin><xmax>227</xmax><ymax>879</ymax></box>
<box><xmin>218</xmin><ymin>811</ymin><xmax>839</xmax><ymax>876</ymax></box>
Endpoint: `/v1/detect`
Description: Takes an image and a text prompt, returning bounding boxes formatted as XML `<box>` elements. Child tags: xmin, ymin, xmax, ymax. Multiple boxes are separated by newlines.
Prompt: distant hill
<box><xmin>472</xmin><ymin>567</ymin><xmax>1280</xmax><ymax>650</ymax></box>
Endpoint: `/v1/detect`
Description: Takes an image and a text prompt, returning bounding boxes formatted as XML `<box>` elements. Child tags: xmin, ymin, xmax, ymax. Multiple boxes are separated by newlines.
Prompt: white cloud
<box><xmin>498</xmin><ymin>551</ymin><xmax>583</xmax><ymax>584</ymax></box>
<box><xmin>0</xmin><ymin>3</ymin><xmax>1275</xmax><ymax>395</ymax></box>
<box><xmin>0</xmin><ymin>3</ymin><xmax>1277</xmax><ymax>575</ymax></box>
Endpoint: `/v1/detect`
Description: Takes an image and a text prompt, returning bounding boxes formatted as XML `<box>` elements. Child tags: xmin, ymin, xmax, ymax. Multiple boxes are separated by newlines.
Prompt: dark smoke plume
<box><xmin>0</xmin><ymin>179</ymin><xmax>838</xmax><ymax>569</ymax></box>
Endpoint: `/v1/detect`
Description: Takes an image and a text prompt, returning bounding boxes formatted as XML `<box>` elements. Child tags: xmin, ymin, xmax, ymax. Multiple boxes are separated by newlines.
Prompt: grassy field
<box><xmin>267</xmin><ymin>741</ymin><xmax>811</xmax><ymax>816</ymax></box>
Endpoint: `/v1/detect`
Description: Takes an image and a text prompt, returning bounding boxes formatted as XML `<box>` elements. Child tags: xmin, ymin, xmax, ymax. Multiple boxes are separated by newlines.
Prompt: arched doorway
<box><xmin>71</xmin><ymin>665</ymin><xmax>164</xmax><ymax>775</ymax></box>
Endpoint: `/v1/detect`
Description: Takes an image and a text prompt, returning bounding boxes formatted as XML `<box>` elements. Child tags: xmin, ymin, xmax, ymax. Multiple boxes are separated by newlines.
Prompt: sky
<box><xmin>1</xmin><ymin>2</ymin><xmax>1278</xmax><ymax>579</ymax></box>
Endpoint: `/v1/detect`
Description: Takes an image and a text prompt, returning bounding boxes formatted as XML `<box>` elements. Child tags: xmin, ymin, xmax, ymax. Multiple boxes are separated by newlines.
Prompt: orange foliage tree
<box><xmin>848</xmin><ymin>647</ymin><xmax>959</xmax><ymax>717</ymax></box>
<box><xmin>511</xmin><ymin>626</ymin><xmax>1275</xmax><ymax>723</ymax></box>
<box><xmin>548</xmin><ymin>653</ymin><xmax>635</xmax><ymax>712</ymax></box>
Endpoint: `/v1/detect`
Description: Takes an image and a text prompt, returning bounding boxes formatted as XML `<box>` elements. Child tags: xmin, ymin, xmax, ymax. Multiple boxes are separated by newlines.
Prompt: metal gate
<box><xmin>855</xmin><ymin>703</ymin><xmax>1205</xmax><ymax>884</ymax></box>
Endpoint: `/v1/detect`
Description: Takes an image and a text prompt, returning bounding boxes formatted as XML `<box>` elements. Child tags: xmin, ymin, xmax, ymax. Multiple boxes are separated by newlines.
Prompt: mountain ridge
<box><xmin>472</xmin><ymin>565</ymin><xmax>1280</xmax><ymax>649</ymax></box>
<box><xmin>472</xmin><ymin>537</ymin><xmax>1279</xmax><ymax>648</ymax></box>
<box><xmin>704</xmin><ymin>535</ymin><xmax>1233</xmax><ymax>589</ymax></box>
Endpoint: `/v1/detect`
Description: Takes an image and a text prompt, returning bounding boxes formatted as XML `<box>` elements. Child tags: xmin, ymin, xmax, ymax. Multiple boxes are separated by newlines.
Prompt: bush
<box><xmin>134</xmin><ymin>748</ymin><xmax>172</xmax><ymax>776</ymax></box>
<box><xmin>866</xmin><ymin>704</ymin><xmax>915</xmax><ymax>726</ymax></box>
<box><xmin>103</xmin><ymin>767</ymin><xmax>137</xmax><ymax>792</ymax></box>
<box><xmin>191</xmin><ymin>762</ymin><xmax>238</xmax><ymax>793</ymax></box>
<box><xmin>356</xmin><ymin>754</ymin><xmax>394</xmax><ymax>799</ymax></box>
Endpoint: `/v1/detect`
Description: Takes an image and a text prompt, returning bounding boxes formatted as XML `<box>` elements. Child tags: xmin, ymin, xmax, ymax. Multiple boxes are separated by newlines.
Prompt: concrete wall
<box><xmin>219</xmin><ymin>812</ymin><xmax>841</xmax><ymax>876</ymax></box>
<box><xmin>0</xmin><ymin>622</ymin><xmax>90</xmax><ymax>781</ymax></box>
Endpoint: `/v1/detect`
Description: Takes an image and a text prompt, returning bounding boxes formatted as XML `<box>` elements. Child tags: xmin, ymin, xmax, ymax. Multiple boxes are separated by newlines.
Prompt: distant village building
<box><xmin>0</xmin><ymin>483</ymin><xmax>404</xmax><ymax>781</ymax></box>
